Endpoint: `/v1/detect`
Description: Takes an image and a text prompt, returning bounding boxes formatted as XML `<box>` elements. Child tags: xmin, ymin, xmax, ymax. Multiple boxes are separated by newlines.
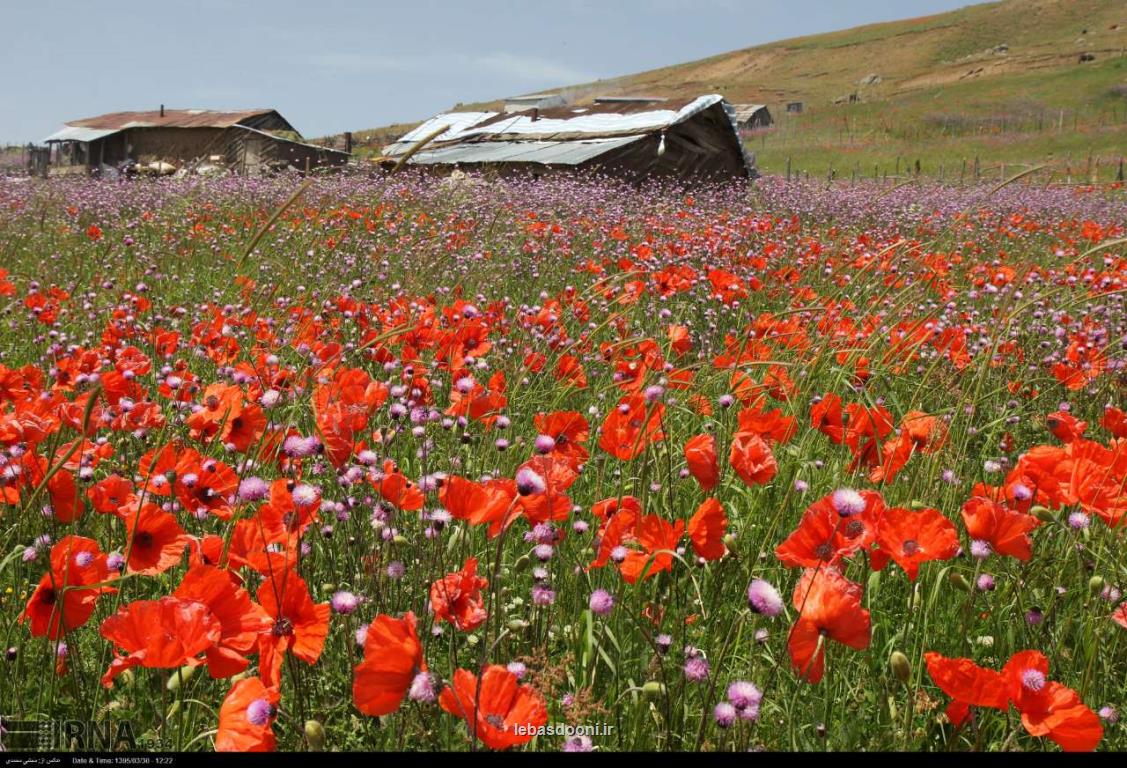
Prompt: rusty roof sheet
<box><xmin>66</xmin><ymin>109</ymin><xmax>280</xmax><ymax>130</ymax></box>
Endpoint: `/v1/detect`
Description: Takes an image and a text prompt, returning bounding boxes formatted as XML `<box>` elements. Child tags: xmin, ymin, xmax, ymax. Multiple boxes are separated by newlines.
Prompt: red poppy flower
<box><xmin>960</xmin><ymin>496</ymin><xmax>1038</xmax><ymax>561</ymax></box>
<box><xmin>439</xmin><ymin>665</ymin><xmax>548</xmax><ymax>750</ymax></box>
<box><xmin>1114</xmin><ymin>601</ymin><xmax>1127</xmax><ymax>630</ymax></box>
<box><xmin>353</xmin><ymin>612</ymin><xmax>425</xmax><ymax>716</ymax></box>
<box><xmin>186</xmin><ymin>383</ymin><xmax>246</xmax><ymax>443</ymax></box>
<box><xmin>925</xmin><ymin>650</ymin><xmax>1102</xmax><ymax>751</ymax></box>
<box><xmin>683</xmin><ymin>433</ymin><xmax>719</xmax><ymax>491</ymax></box>
<box><xmin>378</xmin><ymin>460</ymin><xmax>425</xmax><ymax>511</ymax></box>
<box><xmin>598</xmin><ymin>395</ymin><xmax>665</xmax><ymax>461</ymax></box>
<box><xmin>440</xmin><ymin>474</ymin><xmax>517</xmax><ymax>536</ymax></box>
<box><xmin>811</xmin><ymin>393</ymin><xmax>845</xmax><ymax>444</ymax></box>
<box><xmin>257</xmin><ymin>571</ymin><xmax>331</xmax><ymax>690</ymax></box>
<box><xmin>216</xmin><ymin>677</ymin><xmax>279</xmax><ymax>752</ymax></box>
<box><xmin>787</xmin><ymin>568</ymin><xmax>871</xmax><ymax>683</ymax></box>
<box><xmin>124</xmin><ymin>502</ymin><xmax>190</xmax><ymax>575</ymax></box>
<box><xmin>1046</xmin><ymin>411</ymin><xmax>1087</xmax><ymax>443</ymax></box>
<box><xmin>729</xmin><ymin>432</ymin><xmax>777</xmax><ymax>487</ymax></box>
<box><xmin>88</xmin><ymin>474</ymin><xmax>135</xmax><ymax>515</ymax></box>
<box><xmin>173</xmin><ymin>455</ymin><xmax>239</xmax><ymax>520</ymax></box>
<box><xmin>1101</xmin><ymin>406</ymin><xmax>1127</xmax><ymax>439</ymax></box>
<box><xmin>775</xmin><ymin>490</ymin><xmax>885</xmax><ymax>568</ymax></box>
<box><xmin>256</xmin><ymin>478</ymin><xmax>321</xmax><ymax>542</ymax></box>
<box><xmin>430</xmin><ymin>557</ymin><xmax>488</xmax><ymax>631</ymax></box>
<box><xmin>227</xmin><ymin>519</ymin><xmax>297</xmax><ymax>576</ymax></box>
<box><xmin>515</xmin><ymin>454</ymin><xmax>576</xmax><ymax>525</ymax></box>
<box><xmin>688</xmin><ymin>498</ymin><xmax>728</xmax><ymax>561</ymax></box>
<box><xmin>20</xmin><ymin>535</ymin><xmax>117</xmax><ymax>639</ymax></box>
<box><xmin>533</xmin><ymin>410</ymin><xmax>589</xmax><ymax>469</ymax></box>
<box><xmin>617</xmin><ymin>514</ymin><xmax>685</xmax><ymax>583</ymax></box>
<box><xmin>99</xmin><ymin>597</ymin><xmax>222</xmax><ymax>687</ymax></box>
<box><xmin>871</xmin><ymin>506</ymin><xmax>959</xmax><ymax>580</ymax></box>
<box><xmin>923</xmin><ymin>651</ymin><xmax>1011</xmax><ymax>726</ymax></box>
<box><xmin>173</xmin><ymin>565</ymin><xmax>271</xmax><ymax>678</ymax></box>
<box><xmin>736</xmin><ymin>405</ymin><xmax>797</xmax><ymax>444</ymax></box>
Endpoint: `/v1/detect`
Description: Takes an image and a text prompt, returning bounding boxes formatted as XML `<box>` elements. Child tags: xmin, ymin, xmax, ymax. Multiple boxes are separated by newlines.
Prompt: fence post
<box><xmin>1118</xmin><ymin>157</ymin><xmax>1124</xmax><ymax>182</ymax></box>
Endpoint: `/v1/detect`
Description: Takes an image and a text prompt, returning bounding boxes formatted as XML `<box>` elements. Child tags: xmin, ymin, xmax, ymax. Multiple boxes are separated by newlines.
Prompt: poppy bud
<box><xmin>322</xmin><ymin>583</ymin><xmax>336</xmax><ymax>593</ymax></box>
<box><xmin>304</xmin><ymin>720</ymin><xmax>325</xmax><ymax>751</ymax></box>
<box><xmin>507</xmin><ymin>619</ymin><xmax>530</xmax><ymax>632</ymax></box>
<box><xmin>909</xmin><ymin>500</ymin><xmax>926</xmax><ymax>510</ymax></box>
<box><xmin>1089</xmin><ymin>575</ymin><xmax>1105</xmax><ymax>594</ymax></box>
<box><xmin>392</xmin><ymin>534</ymin><xmax>408</xmax><ymax>546</ymax></box>
<box><xmin>890</xmin><ymin>651</ymin><xmax>911</xmax><ymax>683</ymax></box>
<box><xmin>166</xmin><ymin>664</ymin><xmax>197</xmax><ymax>692</ymax></box>
<box><xmin>722</xmin><ymin>533</ymin><xmax>737</xmax><ymax>551</ymax></box>
<box><xmin>948</xmin><ymin>572</ymin><xmax>972</xmax><ymax>592</ymax></box>
<box><xmin>642</xmin><ymin>681</ymin><xmax>666</xmax><ymax>701</ymax></box>
<box><xmin>1030</xmin><ymin>505</ymin><xmax>1056</xmax><ymax>523</ymax></box>
<box><xmin>513</xmin><ymin>554</ymin><xmax>531</xmax><ymax>573</ymax></box>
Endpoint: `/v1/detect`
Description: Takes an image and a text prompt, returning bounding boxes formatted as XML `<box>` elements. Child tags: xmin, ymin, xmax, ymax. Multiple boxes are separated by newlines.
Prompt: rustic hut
<box><xmin>43</xmin><ymin>107</ymin><xmax>349</xmax><ymax>176</ymax></box>
<box><xmin>382</xmin><ymin>94</ymin><xmax>754</xmax><ymax>181</ymax></box>
<box><xmin>730</xmin><ymin>104</ymin><xmax>773</xmax><ymax>130</ymax></box>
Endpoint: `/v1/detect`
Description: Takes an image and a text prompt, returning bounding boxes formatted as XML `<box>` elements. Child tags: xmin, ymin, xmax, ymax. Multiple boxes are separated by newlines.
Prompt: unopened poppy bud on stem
<box><xmin>948</xmin><ymin>572</ymin><xmax>972</xmax><ymax>592</ymax></box>
<box><xmin>304</xmin><ymin>720</ymin><xmax>325</xmax><ymax>751</ymax></box>
<box><xmin>166</xmin><ymin>664</ymin><xmax>197</xmax><ymax>692</ymax></box>
<box><xmin>1030</xmin><ymin>505</ymin><xmax>1056</xmax><ymax>523</ymax></box>
<box><xmin>890</xmin><ymin>651</ymin><xmax>911</xmax><ymax>683</ymax></box>
<box><xmin>1089</xmin><ymin>576</ymin><xmax>1105</xmax><ymax>594</ymax></box>
<box><xmin>642</xmin><ymin>681</ymin><xmax>665</xmax><ymax>701</ymax></box>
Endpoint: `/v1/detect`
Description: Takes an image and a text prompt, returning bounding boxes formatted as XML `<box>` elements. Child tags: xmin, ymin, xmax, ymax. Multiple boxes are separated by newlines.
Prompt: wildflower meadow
<box><xmin>0</xmin><ymin>172</ymin><xmax>1125</xmax><ymax>753</ymax></box>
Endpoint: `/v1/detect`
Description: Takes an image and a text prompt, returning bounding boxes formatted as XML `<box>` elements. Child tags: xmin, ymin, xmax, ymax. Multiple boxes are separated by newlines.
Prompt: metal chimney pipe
<box><xmin>160</xmin><ymin>104</ymin><xmax>165</xmax><ymax>117</ymax></box>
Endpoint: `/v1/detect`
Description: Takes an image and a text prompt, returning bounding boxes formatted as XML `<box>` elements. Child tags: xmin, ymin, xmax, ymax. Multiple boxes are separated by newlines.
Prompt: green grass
<box><xmin>751</xmin><ymin>56</ymin><xmax>1127</xmax><ymax>178</ymax></box>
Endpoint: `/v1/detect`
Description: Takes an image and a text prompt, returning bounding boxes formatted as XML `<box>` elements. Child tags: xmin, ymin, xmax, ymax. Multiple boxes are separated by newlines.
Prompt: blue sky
<box><xmin>2</xmin><ymin>0</ymin><xmax>978</xmax><ymax>143</ymax></box>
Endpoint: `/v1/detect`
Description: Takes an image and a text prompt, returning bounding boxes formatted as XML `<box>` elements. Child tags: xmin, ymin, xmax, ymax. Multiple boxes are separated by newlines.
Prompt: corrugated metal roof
<box><xmin>385</xmin><ymin>95</ymin><xmax>725</xmax><ymax>157</ymax></box>
<box><xmin>384</xmin><ymin>112</ymin><xmax>498</xmax><ymax>155</ymax></box>
<box><xmin>43</xmin><ymin>125</ymin><xmax>122</xmax><ymax>143</ymax></box>
<box><xmin>66</xmin><ymin>109</ymin><xmax>280</xmax><ymax>130</ymax></box>
<box><xmin>410</xmin><ymin>136</ymin><xmax>643</xmax><ymax>166</ymax></box>
<box><xmin>459</xmin><ymin>95</ymin><xmax>724</xmax><ymax>140</ymax></box>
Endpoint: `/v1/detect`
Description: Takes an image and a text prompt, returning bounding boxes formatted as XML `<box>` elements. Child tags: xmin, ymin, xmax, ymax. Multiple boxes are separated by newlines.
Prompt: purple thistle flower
<box><xmin>683</xmin><ymin>656</ymin><xmax>710</xmax><ymax>682</ymax></box>
<box><xmin>747</xmin><ymin>578</ymin><xmax>783</xmax><ymax>617</ymax></box>
<box><xmin>589</xmin><ymin>589</ymin><xmax>614</xmax><ymax>616</ymax></box>
<box><xmin>331</xmin><ymin>591</ymin><xmax>360</xmax><ymax>615</ymax></box>
<box><xmin>713</xmin><ymin>701</ymin><xmax>737</xmax><ymax>728</ymax></box>
<box><xmin>246</xmin><ymin>698</ymin><xmax>276</xmax><ymax>727</ymax></box>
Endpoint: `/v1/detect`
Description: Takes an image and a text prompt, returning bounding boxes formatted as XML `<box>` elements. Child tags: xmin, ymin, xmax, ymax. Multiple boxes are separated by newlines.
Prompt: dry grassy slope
<box><xmin>337</xmin><ymin>0</ymin><xmax>1127</xmax><ymax>173</ymax></box>
<box><xmin>575</xmin><ymin>0</ymin><xmax>1124</xmax><ymax>105</ymax></box>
